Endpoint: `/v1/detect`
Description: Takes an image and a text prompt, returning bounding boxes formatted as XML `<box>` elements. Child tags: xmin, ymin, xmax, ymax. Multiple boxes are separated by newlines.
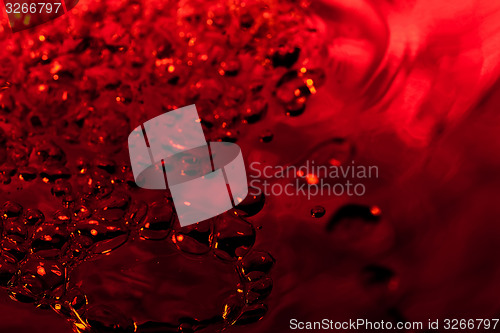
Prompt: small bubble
<box><xmin>219</xmin><ymin>57</ymin><xmax>241</xmax><ymax>76</ymax></box>
<box><xmin>18</xmin><ymin>167</ymin><xmax>37</xmax><ymax>181</ymax></box>
<box><xmin>31</xmin><ymin>222</ymin><xmax>69</xmax><ymax>259</ymax></box>
<box><xmin>326</xmin><ymin>204</ymin><xmax>381</xmax><ymax>232</ymax></box>
<box><xmin>23</xmin><ymin>208</ymin><xmax>44</xmax><ymax>225</ymax></box>
<box><xmin>172</xmin><ymin>219</ymin><xmax>213</xmax><ymax>255</ymax></box>
<box><xmin>178</xmin><ymin>322</ymin><xmax>195</xmax><ymax>333</ymax></box>
<box><xmin>53</xmin><ymin>287</ymin><xmax>87</xmax><ymax>318</ymax></box>
<box><xmin>213</xmin><ymin>213</ymin><xmax>255</xmax><ymax>261</ymax></box>
<box><xmin>244</xmin><ymin>96</ymin><xmax>268</xmax><ymax>123</ymax></box>
<box><xmin>139</xmin><ymin>201</ymin><xmax>174</xmax><ymax>240</ymax></box>
<box><xmin>245</xmin><ymin>277</ymin><xmax>273</xmax><ymax>304</ymax></box>
<box><xmin>51</xmin><ymin>179</ymin><xmax>72</xmax><ymax>197</ymax></box>
<box><xmin>235</xmin><ymin>189</ymin><xmax>265</xmax><ymax>217</ymax></box>
<box><xmin>222</xmin><ymin>294</ymin><xmax>245</xmax><ymax>324</ymax></box>
<box><xmin>9</xmin><ymin>274</ymin><xmax>45</xmax><ymax>303</ymax></box>
<box><xmin>234</xmin><ymin>303</ymin><xmax>268</xmax><ymax>325</ymax></box>
<box><xmin>271</xmin><ymin>45</ymin><xmax>300</xmax><ymax>68</ymax></box>
<box><xmin>311</xmin><ymin>206</ymin><xmax>325</xmax><ymax>218</ymax></box>
<box><xmin>275</xmin><ymin>71</ymin><xmax>310</xmax><ymax>116</ymax></box>
<box><xmin>1</xmin><ymin>201</ymin><xmax>23</xmax><ymax>219</ymax></box>
<box><xmin>259</xmin><ymin>130</ymin><xmax>273</xmax><ymax>143</ymax></box>
<box><xmin>0</xmin><ymin>237</ymin><xmax>28</xmax><ymax>262</ymax></box>
<box><xmin>240</xmin><ymin>250</ymin><xmax>275</xmax><ymax>282</ymax></box>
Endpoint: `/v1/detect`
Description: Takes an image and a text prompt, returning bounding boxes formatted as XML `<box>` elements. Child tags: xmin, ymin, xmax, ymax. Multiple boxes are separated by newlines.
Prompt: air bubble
<box><xmin>74</xmin><ymin>219</ymin><xmax>129</xmax><ymax>256</ymax></box>
<box><xmin>139</xmin><ymin>201</ymin><xmax>174</xmax><ymax>240</ymax></box>
<box><xmin>1</xmin><ymin>201</ymin><xmax>23</xmax><ymax>218</ymax></box>
<box><xmin>245</xmin><ymin>276</ymin><xmax>273</xmax><ymax>304</ymax></box>
<box><xmin>244</xmin><ymin>96</ymin><xmax>268</xmax><ymax>123</ymax></box>
<box><xmin>240</xmin><ymin>250</ymin><xmax>275</xmax><ymax>282</ymax></box>
<box><xmin>53</xmin><ymin>287</ymin><xmax>88</xmax><ymax>319</ymax></box>
<box><xmin>172</xmin><ymin>219</ymin><xmax>213</xmax><ymax>255</ymax></box>
<box><xmin>222</xmin><ymin>294</ymin><xmax>245</xmax><ymax>325</ymax></box>
<box><xmin>275</xmin><ymin>71</ymin><xmax>310</xmax><ymax>116</ymax></box>
<box><xmin>9</xmin><ymin>273</ymin><xmax>45</xmax><ymax>303</ymax></box>
<box><xmin>213</xmin><ymin>213</ymin><xmax>255</xmax><ymax>261</ymax></box>
<box><xmin>234</xmin><ymin>303</ymin><xmax>267</xmax><ymax>325</ymax></box>
<box><xmin>31</xmin><ymin>222</ymin><xmax>70</xmax><ymax>259</ymax></box>
<box><xmin>326</xmin><ymin>204</ymin><xmax>381</xmax><ymax>232</ymax></box>
<box><xmin>259</xmin><ymin>130</ymin><xmax>273</xmax><ymax>143</ymax></box>
<box><xmin>23</xmin><ymin>209</ymin><xmax>44</xmax><ymax>226</ymax></box>
<box><xmin>234</xmin><ymin>190</ymin><xmax>265</xmax><ymax>217</ymax></box>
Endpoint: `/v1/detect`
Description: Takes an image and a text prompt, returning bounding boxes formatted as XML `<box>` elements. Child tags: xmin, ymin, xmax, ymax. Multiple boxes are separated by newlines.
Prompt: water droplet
<box><xmin>222</xmin><ymin>294</ymin><xmax>245</xmax><ymax>324</ymax></box>
<box><xmin>139</xmin><ymin>201</ymin><xmax>174</xmax><ymax>240</ymax></box>
<box><xmin>18</xmin><ymin>167</ymin><xmax>37</xmax><ymax>181</ymax></box>
<box><xmin>14</xmin><ymin>258</ymin><xmax>65</xmax><ymax>303</ymax></box>
<box><xmin>234</xmin><ymin>303</ymin><xmax>267</xmax><ymax>325</ymax></box>
<box><xmin>40</xmin><ymin>166</ymin><xmax>71</xmax><ymax>183</ymax></box>
<box><xmin>275</xmin><ymin>71</ymin><xmax>310</xmax><ymax>116</ymax></box>
<box><xmin>2</xmin><ymin>218</ymin><xmax>29</xmax><ymax>241</ymax></box>
<box><xmin>31</xmin><ymin>222</ymin><xmax>69</xmax><ymax>259</ymax></box>
<box><xmin>234</xmin><ymin>190</ymin><xmax>265</xmax><ymax>217</ymax></box>
<box><xmin>240</xmin><ymin>251</ymin><xmax>275</xmax><ymax>282</ymax></box>
<box><xmin>51</xmin><ymin>179</ymin><xmax>72</xmax><ymax>197</ymax></box>
<box><xmin>23</xmin><ymin>208</ymin><xmax>44</xmax><ymax>225</ymax></box>
<box><xmin>95</xmin><ymin>156</ymin><xmax>117</xmax><ymax>174</ymax></box>
<box><xmin>207</xmin><ymin>3</ymin><xmax>231</xmax><ymax>28</ymax></box>
<box><xmin>0</xmin><ymin>237</ymin><xmax>28</xmax><ymax>263</ymax></box>
<box><xmin>178</xmin><ymin>322</ymin><xmax>195</xmax><ymax>333</ymax></box>
<box><xmin>224</xmin><ymin>86</ymin><xmax>246</xmax><ymax>107</ymax></box>
<box><xmin>84</xmin><ymin>171</ymin><xmax>114</xmax><ymax>199</ymax></box>
<box><xmin>172</xmin><ymin>219</ymin><xmax>213</xmax><ymax>255</ymax></box>
<box><xmin>244</xmin><ymin>96</ymin><xmax>268</xmax><ymax>123</ymax></box>
<box><xmin>326</xmin><ymin>204</ymin><xmax>381</xmax><ymax>232</ymax></box>
<box><xmin>95</xmin><ymin>191</ymin><xmax>131</xmax><ymax>222</ymax></box>
<box><xmin>245</xmin><ymin>277</ymin><xmax>273</xmax><ymax>304</ymax></box>
<box><xmin>60</xmin><ymin>239</ymin><xmax>88</xmax><ymax>265</ymax></box>
<box><xmin>213</xmin><ymin>214</ymin><xmax>255</xmax><ymax>261</ymax></box>
<box><xmin>9</xmin><ymin>274</ymin><xmax>45</xmax><ymax>303</ymax></box>
<box><xmin>126</xmin><ymin>201</ymin><xmax>148</xmax><ymax>226</ymax></box>
<box><xmin>74</xmin><ymin>218</ymin><xmax>128</xmax><ymax>255</ymax></box>
<box><xmin>219</xmin><ymin>57</ymin><xmax>241</xmax><ymax>76</ymax></box>
<box><xmin>1</xmin><ymin>201</ymin><xmax>23</xmax><ymax>218</ymax></box>
<box><xmin>73</xmin><ymin>202</ymin><xmax>92</xmax><ymax>221</ymax></box>
<box><xmin>271</xmin><ymin>45</ymin><xmax>300</xmax><ymax>68</ymax></box>
<box><xmin>53</xmin><ymin>287</ymin><xmax>88</xmax><ymax>318</ymax></box>
<box><xmin>33</xmin><ymin>140</ymin><xmax>66</xmax><ymax>166</ymax></box>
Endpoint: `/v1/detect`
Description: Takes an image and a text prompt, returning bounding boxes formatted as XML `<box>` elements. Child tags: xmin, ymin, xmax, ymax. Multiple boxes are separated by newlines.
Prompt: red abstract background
<box><xmin>1</xmin><ymin>0</ymin><xmax>500</xmax><ymax>332</ymax></box>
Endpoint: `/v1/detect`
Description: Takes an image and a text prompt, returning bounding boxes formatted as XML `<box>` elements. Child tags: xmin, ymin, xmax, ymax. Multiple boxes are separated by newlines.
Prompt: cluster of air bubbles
<box><xmin>0</xmin><ymin>0</ymin><xmax>330</xmax><ymax>329</ymax></box>
<box><xmin>1</xmin><ymin>160</ymin><xmax>273</xmax><ymax>331</ymax></box>
<box><xmin>0</xmin><ymin>0</ymin><xmax>327</xmax><ymax>152</ymax></box>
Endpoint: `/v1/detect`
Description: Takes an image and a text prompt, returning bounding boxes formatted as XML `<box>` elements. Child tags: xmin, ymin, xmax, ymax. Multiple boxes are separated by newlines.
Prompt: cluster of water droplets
<box><xmin>1</xmin><ymin>146</ymin><xmax>273</xmax><ymax>332</ymax></box>
<box><xmin>0</xmin><ymin>0</ymin><xmax>406</xmax><ymax>328</ymax></box>
<box><xmin>0</xmin><ymin>0</ymin><xmax>330</xmax><ymax>330</ymax></box>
